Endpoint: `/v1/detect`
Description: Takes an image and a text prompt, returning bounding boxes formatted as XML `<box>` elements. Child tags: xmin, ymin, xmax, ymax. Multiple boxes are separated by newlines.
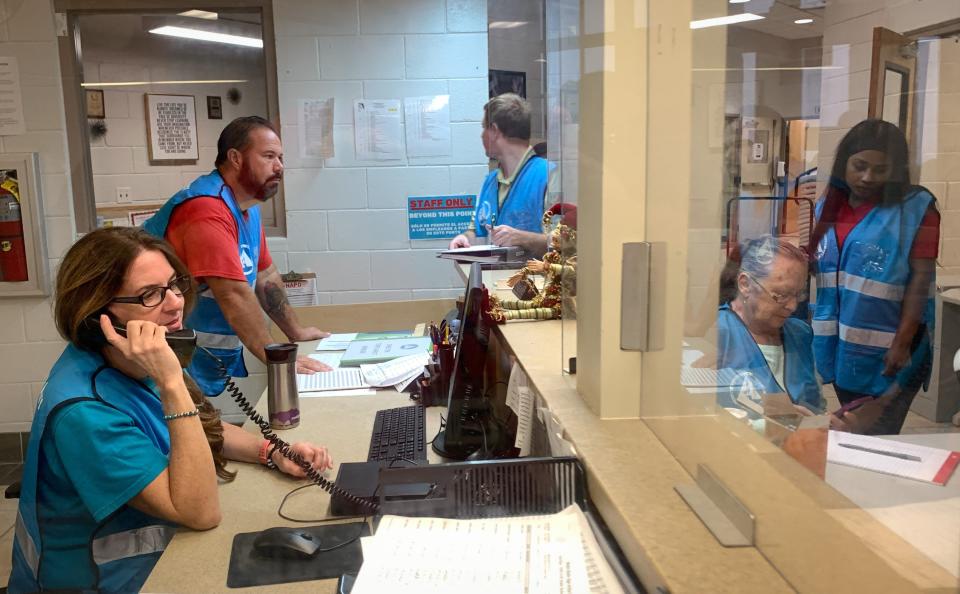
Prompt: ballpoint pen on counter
<box><xmin>837</xmin><ymin>442</ymin><xmax>923</xmax><ymax>462</ymax></box>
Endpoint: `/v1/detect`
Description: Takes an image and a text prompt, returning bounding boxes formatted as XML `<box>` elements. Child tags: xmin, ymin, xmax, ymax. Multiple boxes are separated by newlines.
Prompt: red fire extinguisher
<box><xmin>0</xmin><ymin>186</ymin><xmax>28</xmax><ymax>282</ymax></box>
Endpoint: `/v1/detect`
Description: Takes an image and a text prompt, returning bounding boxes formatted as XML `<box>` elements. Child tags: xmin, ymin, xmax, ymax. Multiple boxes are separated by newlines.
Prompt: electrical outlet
<box><xmin>116</xmin><ymin>187</ymin><xmax>132</xmax><ymax>203</ymax></box>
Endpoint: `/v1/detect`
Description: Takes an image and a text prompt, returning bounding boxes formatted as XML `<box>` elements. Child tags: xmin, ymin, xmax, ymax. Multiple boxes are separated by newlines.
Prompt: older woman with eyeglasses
<box><xmin>8</xmin><ymin>228</ymin><xmax>332</xmax><ymax>594</ymax></box>
<box><xmin>716</xmin><ymin>236</ymin><xmax>823</xmax><ymax>416</ymax></box>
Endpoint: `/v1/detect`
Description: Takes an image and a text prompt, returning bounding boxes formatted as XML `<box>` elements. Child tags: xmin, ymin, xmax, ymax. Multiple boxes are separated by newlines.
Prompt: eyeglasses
<box><xmin>112</xmin><ymin>275</ymin><xmax>191</xmax><ymax>308</ymax></box>
<box><xmin>745</xmin><ymin>274</ymin><xmax>807</xmax><ymax>305</ymax></box>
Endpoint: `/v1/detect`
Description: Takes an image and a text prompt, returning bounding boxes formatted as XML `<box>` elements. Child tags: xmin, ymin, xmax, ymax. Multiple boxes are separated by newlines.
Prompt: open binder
<box><xmin>358</xmin><ymin>457</ymin><xmax>643</xmax><ymax>593</ymax></box>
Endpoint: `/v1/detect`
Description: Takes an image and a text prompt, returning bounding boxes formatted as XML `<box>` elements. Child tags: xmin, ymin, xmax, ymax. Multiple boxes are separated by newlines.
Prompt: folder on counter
<box><xmin>339</xmin><ymin>336</ymin><xmax>433</xmax><ymax>366</ymax></box>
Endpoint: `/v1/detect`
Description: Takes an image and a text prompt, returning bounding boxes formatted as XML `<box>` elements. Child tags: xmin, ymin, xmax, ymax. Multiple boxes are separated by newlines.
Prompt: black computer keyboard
<box><xmin>367</xmin><ymin>405</ymin><xmax>427</xmax><ymax>462</ymax></box>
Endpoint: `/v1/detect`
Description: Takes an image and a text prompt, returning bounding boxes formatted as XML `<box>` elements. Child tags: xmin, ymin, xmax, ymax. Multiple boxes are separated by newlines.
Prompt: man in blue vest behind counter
<box><xmin>143</xmin><ymin>116</ymin><xmax>330</xmax><ymax>398</ymax></box>
<box><xmin>449</xmin><ymin>93</ymin><xmax>550</xmax><ymax>257</ymax></box>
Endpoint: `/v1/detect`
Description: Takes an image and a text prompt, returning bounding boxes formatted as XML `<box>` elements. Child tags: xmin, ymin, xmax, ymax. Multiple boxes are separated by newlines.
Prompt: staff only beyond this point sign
<box><xmin>407</xmin><ymin>195</ymin><xmax>476</xmax><ymax>240</ymax></box>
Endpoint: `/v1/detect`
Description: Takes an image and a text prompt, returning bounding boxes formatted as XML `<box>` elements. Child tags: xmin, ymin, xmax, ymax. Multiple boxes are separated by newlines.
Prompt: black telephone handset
<box><xmin>81</xmin><ymin>315</ymin><xmax>199</xmax><ymax>368</ymax></box>
<box><xmin>195</xmin><ymin>346</ymin><xmax>379</xmax><ymax>514</ymax></box>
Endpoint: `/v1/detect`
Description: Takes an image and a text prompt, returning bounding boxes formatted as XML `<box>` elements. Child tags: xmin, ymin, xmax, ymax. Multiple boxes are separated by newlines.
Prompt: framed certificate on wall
<box><xmin>144</xmin><ymin>94</ymin><xmax>199</xmax><ymax>162</ymax></box>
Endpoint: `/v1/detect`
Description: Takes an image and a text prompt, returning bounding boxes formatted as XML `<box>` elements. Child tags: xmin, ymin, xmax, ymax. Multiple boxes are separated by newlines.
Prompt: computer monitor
<box><xmin>431</xmin><ymin>262</ymin><xmax>508</xmax><ymax>460</ymax></box>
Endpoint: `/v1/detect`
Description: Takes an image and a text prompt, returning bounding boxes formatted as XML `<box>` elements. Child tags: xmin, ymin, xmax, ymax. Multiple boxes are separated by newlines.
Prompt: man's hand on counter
<box><xmin>296</xmin><ymin>355</ymin><xmax>332</xmax><ymax>374</ymax></box>
<box><xmin>291</xmin><ymin>326</ymin><xmax>331</xmax><ymax>341</ymax></box>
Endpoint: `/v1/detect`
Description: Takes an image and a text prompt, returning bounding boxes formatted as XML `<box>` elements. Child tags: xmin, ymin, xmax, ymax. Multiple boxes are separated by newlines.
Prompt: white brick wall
<box><xmin>918</xmin><ymin>38</ymin><xmax>960</xmax><ymax>275</ymax></box>
<box><xmin>84</xmin><ymin>50</ymin><xmax>268</xmax><ymax>208</ymax></box>
<box><xmin>0</xmin><ymin>1</ymin><xmax>486</xmax><ymax>427</ymax></box>
<box><xmin>270</xmin><ymin>0</ymin><xmax>488</xmax><ymax>308</ymax></box>
<box><xmin>0</xmin><ymin>0</ymin><xmax>73</xmax><ymax>430</ymax></box>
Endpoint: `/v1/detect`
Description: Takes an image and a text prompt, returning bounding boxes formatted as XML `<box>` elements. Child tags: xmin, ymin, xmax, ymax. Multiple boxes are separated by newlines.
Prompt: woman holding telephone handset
<box><xmin>8</xmin><ymin>227</ymin><xmax>333</xmax><ymax>594</ymax></box>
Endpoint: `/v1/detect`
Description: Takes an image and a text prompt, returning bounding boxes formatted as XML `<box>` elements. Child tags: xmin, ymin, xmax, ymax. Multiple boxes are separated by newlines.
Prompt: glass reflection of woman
<box><xmin>717</xmin><ymin>236</ymin><xmax>823</xmax><ymax>418</ymax></box>
<box><xmin>8</xmin><ymin>228</ymin><xmax>333</xmax><ymax>593</ymax></box>
<box><xmin>810</xmin><ymin>119</ymin><xmax>940</xmax><ymax>435</ymax></box>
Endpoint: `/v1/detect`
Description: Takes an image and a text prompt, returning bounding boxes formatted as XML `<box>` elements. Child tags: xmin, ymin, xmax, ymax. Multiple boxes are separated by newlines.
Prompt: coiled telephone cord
<box><xmin>201</xmin><ymin>347</ymin><xmax>380</xmax><ymax>513</ymax></box>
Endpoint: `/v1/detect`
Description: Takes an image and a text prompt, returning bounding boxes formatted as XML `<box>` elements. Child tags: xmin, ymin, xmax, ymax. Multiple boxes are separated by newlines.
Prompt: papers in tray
<box><xmin>351</xmin><ymin>505</ymin><xmax>625</xmax><ymax>594</ymax></box>
<box><xmin>296</xmin><ymin>368</ymin><xmax>369</xmax><ymax>392</ymax></box>
<box><xmin>437</xmin><ymin>244</ymin><xmax>523</xmax><ymax>263</ymax></box>
<box><xmin>827</xmin><ymin>430</ymin><xmax>960</xmax><ymax>486</ymax></box>
<box><xmin>297</xmin><ymin>353</ymin><xmax>430</xmax><ymax>394</ymax></box>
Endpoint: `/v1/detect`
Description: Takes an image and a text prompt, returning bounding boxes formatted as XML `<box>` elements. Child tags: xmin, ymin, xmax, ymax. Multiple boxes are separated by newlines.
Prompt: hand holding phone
<box><xmin>832</xmin><ymin>396</ymin><xmax>873</xmax><ymax>418</ymax></box>
<box><xmin>100</xmin><ymin>315</ymin><xmax>185</xmax><ymax>388</ymax></box>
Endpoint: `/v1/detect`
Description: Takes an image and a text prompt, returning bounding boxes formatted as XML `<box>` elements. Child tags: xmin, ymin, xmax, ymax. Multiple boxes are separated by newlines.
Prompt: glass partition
<box><xmin>545</xmin><ymin>0</ymin><xmax>580</xmax><ymax>375</ymax></box>
<box><xmin>634</xmin><ymin>0</ymin><xmax>960</xmax><ymax>589</ymax></box>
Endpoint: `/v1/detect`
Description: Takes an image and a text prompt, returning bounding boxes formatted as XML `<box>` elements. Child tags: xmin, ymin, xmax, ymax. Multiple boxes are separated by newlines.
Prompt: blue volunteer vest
<box><xmin>716</xmin><ymin>304</ymin><xmax>823</xmax><ymax>413</ymax></box>
<box><xmin>9</xmin><ymin>345</ymin><xmax>176</xmax><ymax>593</ymax></box>
<box><xmin>812</xmin><ymin>184</ymin><xmax>936</xmax><ymax>397</ymax></box>
<box><xmin>143</xmin><ymin>171</ymin><xmax>261</xmax><ymax>395</ymax></box>
<box><xmin>474</xmin><ymin>155</ymin><xmax>549</xmax><ymax>237</ymax></box>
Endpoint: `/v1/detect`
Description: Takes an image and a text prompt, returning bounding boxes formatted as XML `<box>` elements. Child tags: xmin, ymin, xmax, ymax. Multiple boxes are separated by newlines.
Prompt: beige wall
<box><xmin>0</xmin><ymin>0</ymin><xmax>73</xmax><ymax>433</ymax></box>
<box><xmin>918</xmin><ymin>37</ymin><xmax>960</xmax><ymax>276</ymax></box>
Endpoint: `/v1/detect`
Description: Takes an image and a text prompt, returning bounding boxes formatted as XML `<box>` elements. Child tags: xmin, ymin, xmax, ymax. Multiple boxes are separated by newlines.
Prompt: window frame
<box><xmin>54</xmin><ymin>0</ymin><xmax>285</xmax><ymax>236</ymax></box>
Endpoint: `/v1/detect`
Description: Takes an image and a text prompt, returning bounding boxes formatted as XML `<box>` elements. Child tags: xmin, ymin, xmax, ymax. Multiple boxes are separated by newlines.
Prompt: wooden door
<box><xmin>868</xmin><ymin>27</ymin><xmax>917</xmax><ymax>138</ymax></box>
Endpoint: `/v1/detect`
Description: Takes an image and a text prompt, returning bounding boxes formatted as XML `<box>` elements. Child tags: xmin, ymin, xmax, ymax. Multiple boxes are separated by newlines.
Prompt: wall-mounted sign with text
<box><xmin>407</xmin><ymin>195</ymin><xmax>476</xmax><ymax>240</ymax></box>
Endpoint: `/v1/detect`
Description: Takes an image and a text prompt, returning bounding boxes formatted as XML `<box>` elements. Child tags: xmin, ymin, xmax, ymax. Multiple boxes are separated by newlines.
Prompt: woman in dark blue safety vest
<box><xmin>716</xmin><ymin>236</ymin><xmax>823</xmax><ymax>422</ymax></box>
<box><xmin>810</xmin><ymin>120</ymin><xmax>939</xmax><ymax>435</ymax></box>
<box><xmin>8</xmin><ymin>228</ymin><xmax>333</xmax><ymax>593</ymax></box>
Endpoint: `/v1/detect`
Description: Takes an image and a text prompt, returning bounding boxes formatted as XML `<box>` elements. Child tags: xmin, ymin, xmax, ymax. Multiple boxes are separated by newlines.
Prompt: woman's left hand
<box><xmin>883</xmin><ymin>342</ymin><xmax>911</xmax><ymax>376</ymax></box>
<box><xmin>271</xmin><ymin>441</ymin><xmax>334</xmax><ymax>478</ymax></box>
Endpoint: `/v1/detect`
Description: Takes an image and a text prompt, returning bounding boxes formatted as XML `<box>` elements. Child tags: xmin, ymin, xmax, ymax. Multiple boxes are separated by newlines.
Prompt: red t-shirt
<box><xmin>165</xmin><ymin>197</ymin><xmax>272</xmax><ymax>283</ymax></box>
<box><xmin>834</xmin><ymin>200</ymin><xmax>940</xmax><ymax>259</ymax></box>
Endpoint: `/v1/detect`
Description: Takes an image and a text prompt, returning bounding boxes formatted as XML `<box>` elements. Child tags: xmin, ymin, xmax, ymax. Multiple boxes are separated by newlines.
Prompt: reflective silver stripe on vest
<box><xmin>195</xmin><ymin>331</ymin><xmax>241</xmax><ymax>349</ymax></box>
<box><xmin>15</xmin><ymin>510</ymin><xmax>40</xmax><ymax>576</ymax></box>
<box><xmin>839</xmin><ymin>323</ymin><xmax>895</xmax><ymax>349</ymax></box>
<box><xmin>817</xmin><ymin>273</ymin><xmax>837</xmax><ymax>288</ymax></box>
<box><xmin>812</xmin><ymin>320</ymin><xmax>837</xmax><ymax>336</ymax></box>
<box><xmin>92</xmin><ymin>524</ymin><xmax>176</xmax><ymax>566</ymax></box>
<box><xmin>838</xmin><ymin>271</ymin><xmax>904</xmax><ymax>301</ymax></box>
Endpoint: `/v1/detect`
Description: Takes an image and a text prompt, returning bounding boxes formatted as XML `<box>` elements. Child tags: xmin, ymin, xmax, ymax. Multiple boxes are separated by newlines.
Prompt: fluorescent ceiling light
<box><xmin>81</xmin><ymin>79</ymin><xmax>247</xmax><ymax>87</ymax></box>
<box><xmin>489</xmin><ymin>21</ymin><xmax>527</xmax><ymax>29</ymax></box>
<box><xmin>149</xmin><ymin>25</ymin><xmax>262</xmax><ymax>48</ymax></box>
<box><xmin>729</xmin><ymin>0</ymin><xmax>750</xmax><ymax>3</ymax></box>
<box><xmin>178</xmin><ymin>10</ymin><xmax>218</xmax><ymax>20</ymax></box>
<box><xmin>690</xmin><ymin>13</ymin><xmax>764</xmax><ymax>29</ymax></box>
<box><xmin>794</xmin><ymin>18</ymin><xmax>814</xmax><ymax>24</ymax></box>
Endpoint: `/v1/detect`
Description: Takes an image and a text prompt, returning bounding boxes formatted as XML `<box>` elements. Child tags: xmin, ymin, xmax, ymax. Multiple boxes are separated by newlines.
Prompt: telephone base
<box><xmin>330</xmin><ymin>461</ymin><xmax>431</xmax><ymax>517</ymax></box>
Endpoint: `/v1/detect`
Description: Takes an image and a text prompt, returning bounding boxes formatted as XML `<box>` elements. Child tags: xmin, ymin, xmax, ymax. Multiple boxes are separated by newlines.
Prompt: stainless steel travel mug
<box><xmin>266</xmin><ymin>343</ymin><xmax>299</xmax><ymax>429</ymax></box>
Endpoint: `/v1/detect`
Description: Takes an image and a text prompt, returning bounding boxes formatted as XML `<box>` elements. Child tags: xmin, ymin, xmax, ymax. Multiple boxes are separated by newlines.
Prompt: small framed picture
<box><xmin>489</xmin><ymin>69</ymin><xmax>527</xmax><ymax>99</ymax></box>
<box><xmin>86</xmin><ymin>89</ymin><xmax>105</xmax><ymax>118</ymax></box>
<box><xmin>207</xmin><ymin>95</ymin><xmax>223</xmax><ymax>120</ymax></box>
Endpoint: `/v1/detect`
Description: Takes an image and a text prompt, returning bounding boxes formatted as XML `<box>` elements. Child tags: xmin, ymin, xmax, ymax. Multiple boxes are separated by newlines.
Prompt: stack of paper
<box><xmin>827</xmin><ymin>431</ymin><xmax>960</xmax><ymax>486</ymax></box>
<box><xmin>297</xmin><ymin>353</ymin><xmax>431</xmax><ymax>395</ymax></box>
<box><xmin>360</xmin><ymin>352</ymin><xmax>432</xmax><ymax>392</ymax></box>
<box><xmin>351</xmin><ymin>505</ymin><xmax>625</xmax><ymax>594</ymax></box>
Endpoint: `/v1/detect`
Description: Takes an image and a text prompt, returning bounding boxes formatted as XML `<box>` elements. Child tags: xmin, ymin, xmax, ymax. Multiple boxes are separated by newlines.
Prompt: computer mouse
<box><xmin>252</xmin><ymin>527</ymin><xmax>321</xmax><ymax>560</ymax></box>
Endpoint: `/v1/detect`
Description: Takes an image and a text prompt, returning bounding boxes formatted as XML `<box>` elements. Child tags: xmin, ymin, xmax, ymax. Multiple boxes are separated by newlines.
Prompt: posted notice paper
<box><xmin>403</xmin><ymin>95</ymin><xmax>451</xmax><ymax>157</ymax></box>
<box><xmin>354</xmin><ymin>99</ymin><xmax>403</xmax><ymax>161</ymax></box>
<box><xmin>298</xmin><ymin>98</ymin><xmax>335</xmax><ymax>159</ymax></box>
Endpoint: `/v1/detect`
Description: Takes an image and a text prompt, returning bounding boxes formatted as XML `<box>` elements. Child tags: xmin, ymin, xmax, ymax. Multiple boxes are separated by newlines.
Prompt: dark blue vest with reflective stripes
<box><xmin>812</xmin><ymin>185</ymin><xmax>935</xmax><ymax>396</ymax></box>
<box><xmin>9</xmin><ymin>345</ymin><xmax>175</xmax><ymax>593</ymax></box>
<box><xmin>143</xmin><ymin>170</ymin><xmax>261</xmax><ymax>395</ymax></box>
<box><xmin>716</xmin><ymin>304</ymin><xmax>823</xmax><ymax>414</ymax></box>
<box><xmin>474</xmin><ymin>155</ymin><xmax>549</xmax><ymax>237</ymax></box>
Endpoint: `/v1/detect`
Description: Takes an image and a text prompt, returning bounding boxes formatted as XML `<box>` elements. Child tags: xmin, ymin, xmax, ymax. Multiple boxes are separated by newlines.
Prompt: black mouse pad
<box><xmin>227</xmin><ymin>521</ymin><xmax>370</xmax><ymax>588</ymax></box>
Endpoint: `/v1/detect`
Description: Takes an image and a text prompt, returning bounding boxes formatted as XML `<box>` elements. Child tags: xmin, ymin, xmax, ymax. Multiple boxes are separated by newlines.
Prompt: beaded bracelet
<box><xmin>163</xmin><ymin>408</ymin><xmax>200</xmax><ymax>421</ymax></box>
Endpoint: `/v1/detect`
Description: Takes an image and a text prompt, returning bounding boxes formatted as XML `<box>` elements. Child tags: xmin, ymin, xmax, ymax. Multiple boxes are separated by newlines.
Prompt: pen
<box><xmin>837</xmin><ymin>442</ymin><xmax>922</xmax><ymax>462</ymax></box>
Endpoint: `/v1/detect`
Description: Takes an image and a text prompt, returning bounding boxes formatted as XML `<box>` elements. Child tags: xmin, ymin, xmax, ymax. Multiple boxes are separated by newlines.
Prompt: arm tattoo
<box><xmin>263</xmin><ymin>281</ymin><xmax>290</xmax><ymax>318</ymax></box>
